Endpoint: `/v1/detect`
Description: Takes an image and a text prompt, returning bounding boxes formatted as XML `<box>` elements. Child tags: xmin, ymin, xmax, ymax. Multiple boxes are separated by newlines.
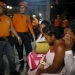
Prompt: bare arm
<box><xmin>34</xmin><ymin>45</ymin><xmax>36</xmax><ymax>52</ymax></box>
<box><xmin>41</xmin><ymin>44</ymin><xmax>65</xmax><ymax>74</ymax></box>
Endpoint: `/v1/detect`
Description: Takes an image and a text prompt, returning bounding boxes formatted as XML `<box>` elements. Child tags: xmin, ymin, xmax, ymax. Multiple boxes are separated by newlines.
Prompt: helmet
<box><xmin>32</xmin><ymin>15</ymin><xmax>36</xmax><ymax>18</ymax></box>
<box><xmin>57</xmin><ymin>15</ymin><xmax>59</xmax><ymax>17</ymax></box>
<box><xmin>0</xmin><ymin>1</ymin><xmax>6</xmax><ymax>8</ymax></box>
<box><xmin>19</xmin><ymin>1</ymin><xmax>28</xmax><ymax>7</ymax></box>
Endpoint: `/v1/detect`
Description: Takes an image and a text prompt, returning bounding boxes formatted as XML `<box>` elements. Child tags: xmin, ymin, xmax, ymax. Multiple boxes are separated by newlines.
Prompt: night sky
<box><xmin>51</xmin><ymin>3</ymin><xmax>75</xmax><ymax>22</ymax></box>
<box><xmin>1</xmin><ymin>0</ymin><xmax>75</xmax><ymax>22</ymax></box>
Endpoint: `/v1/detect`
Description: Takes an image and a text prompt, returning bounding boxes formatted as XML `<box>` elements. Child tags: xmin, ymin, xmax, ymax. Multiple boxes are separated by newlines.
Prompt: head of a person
<box><xmin>57</xmin><ymin>15</ymin><xmax>60</xmax><ymax>19</ymax></box>
<box><xmin>19</xmin><ymin>1</ymin><xmax>28</xmax><ymax>14</ymax></box>
<box><xmin>64</xmin><ymin>21</ymin><xmax>75</xmax><ymax>43</ymax></box>
<box><xmin>39</xmin><ymin>20</ymin><xmax>50</xmax><ymax>34</ymax></box>
<box><xmin>0</xmin><ymin>1</ymin><xmax>6</xmax><ymax>15</ymax></box>
<box><xmin>42</xmin><ymin>25</ymin><xmax>63</xmax><ymax>45</ymax></box>
<box><xmin>32</xmin><ymin>15</ymin><xmax>36</xmax><ymax>19</ymax></box>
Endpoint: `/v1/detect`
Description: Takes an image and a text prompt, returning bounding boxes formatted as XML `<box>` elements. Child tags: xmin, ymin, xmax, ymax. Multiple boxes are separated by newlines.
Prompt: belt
<box><xmin>17</xmin><ymin>32</ymin><xmax>28</xmax><ymax>34</ymax></box>
<box><xmin>0</xmin><ymin>36</ymin><xmax>9</xmax><ymax>41</ymax></box>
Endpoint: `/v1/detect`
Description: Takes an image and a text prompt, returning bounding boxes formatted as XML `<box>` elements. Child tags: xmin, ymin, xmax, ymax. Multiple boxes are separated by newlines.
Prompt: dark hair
<box><xmin>40</xmin><ymin>20</ymin><xmax>52</xmax><ymax>28</ymax></box>
<box><xmin>43</xmin><ymin>25</ymin><xmax>63</xmax><ymax>39</ymax></box>
<box><xmin>37</xmin><ymin>20</ymin><xmax>51</xmax><ymax>37</ymax></box>
<box><xmin>66</xmin><ymin>21</ymin><xmax>75</xmax><ymax>35</ymax></box>
<box><xmin>41</xmin><ymin>20</ymin><xmax>50</xmax><ymax>25</ymax></box>
<box><xmin>38</xmin><ymin>20</ymin><xmax>50</xmax><ymax>33</ymax></box>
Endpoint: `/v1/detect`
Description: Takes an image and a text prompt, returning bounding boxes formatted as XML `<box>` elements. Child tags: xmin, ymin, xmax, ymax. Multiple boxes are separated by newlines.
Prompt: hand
<box><xmin>33</xmin><ymin>34</ymin><xmax>35</xmax><ymax>41</ymax></box>
<box><xmin>17</xmin><ymin>36</ymin><xmax>22</xmax><ymax>45</ymax></box>
<box><xmin>32</xmin><ymin>24</ymin><xmax>34</xmax><ymax>26</ymax></box>
<box><xmin>74</xmin><ymin>52</ymin><xmax>75</xmax><ymax>56</ymax></box>
<box><xmin>64</xmin><ymin>34</ymin><xmax>73</xmax><ymax>50</ymax></box>
<box><xmin>36</xmin><ymin>65</ymin><xmax>44</xmax><ymax>75</ymax></box>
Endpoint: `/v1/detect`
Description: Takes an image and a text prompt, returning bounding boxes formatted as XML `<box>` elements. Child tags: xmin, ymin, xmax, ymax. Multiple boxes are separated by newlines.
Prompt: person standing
<box><xmin>32</xmin><ymin>15</ymin><xmax>39</xmax><ymax>40</ymax></box>
<box><xmin>62</xmin><ymin>16</ymin><xmax>68</xmax><ymax>28</ymax></box>
<box><xmin>54</xmin><ymin>15</ymin><xmax>61</xmax><ymax>27</ymax></box>
<box><xmin>12</xmin><ymin>1</ymin><xmax>35</xmax><ymax>72</ymax></box>
<box><xmin>0</xmin><ymin>1</ymin><xmax>22</xmax><ymax>75</ymax></box>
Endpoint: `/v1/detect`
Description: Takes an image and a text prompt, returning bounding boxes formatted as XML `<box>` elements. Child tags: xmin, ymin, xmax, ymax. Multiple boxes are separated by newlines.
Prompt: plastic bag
<box><xmin>26</xmin><ymin>52</ymin><xmax>45</xmax><ymax>70</ymax></box>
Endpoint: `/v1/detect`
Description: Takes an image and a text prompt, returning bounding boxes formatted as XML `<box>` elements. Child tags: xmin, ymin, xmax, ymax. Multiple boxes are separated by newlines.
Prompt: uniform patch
<box><xmin>6</xmin><ymin>21</ymin><xmax>9</xmax><ymax>24</ymax></box>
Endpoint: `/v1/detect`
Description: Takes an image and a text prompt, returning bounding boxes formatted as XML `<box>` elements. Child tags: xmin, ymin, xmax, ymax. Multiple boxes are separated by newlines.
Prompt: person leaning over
<box><xmin>28</xmin><ymin>25</ymin><xmax>66</xmax><ymax>75</ymax></box>
<box><xmin>12</xmin><ymin>1</ymin><xmax>35</xmax><ymax>72</ymax></box>
<box><xmin>0</xmin><ymin>1</ymin><xmax>22</xmax><ymax>75</ymax></box>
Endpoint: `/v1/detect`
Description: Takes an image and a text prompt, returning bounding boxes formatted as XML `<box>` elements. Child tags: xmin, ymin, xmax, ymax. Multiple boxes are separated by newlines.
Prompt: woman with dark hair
<box><xmin>27</xmin><ymin>25</ymin><xmax>66</xmax><ymax>75</ymax></box>
<box><xmin>35</xmin><ymin>20</ymin><xmax>50</xmax><ymax>52</ymax></box>
<box><xmin>37</xmin><ymin>20</ymin><xmax>50</xmax><ymax>37</ymax></box>
<box><xmin>64</xmin><ymin>21</ymin><xmax>75</xmax><ymax>75</ymax></box>
<box><xmin>26</xmin><ymin>20</ymin><xmax>50</xmax><ymax>72</ymax></box>
<box><xmin>41</xmin><ymin>20</ymin><xmax>50</xmax><ymax>25</ymax></box>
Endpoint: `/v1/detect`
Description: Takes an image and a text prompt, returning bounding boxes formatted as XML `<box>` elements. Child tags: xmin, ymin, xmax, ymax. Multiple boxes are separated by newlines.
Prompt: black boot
<box><xmin>19</xmin><ymin>64</ymin><xmax>24</xmax><ymax>72</ymax></box>
<box><xmin>25</xmin><ymin>62</ymin><xmax>29</xmax><ymax>75</ymax></box>
<box><xmin>19</xmin><ymin>60</ymin><xmax>24</xmax><ymax>72</ymax></box>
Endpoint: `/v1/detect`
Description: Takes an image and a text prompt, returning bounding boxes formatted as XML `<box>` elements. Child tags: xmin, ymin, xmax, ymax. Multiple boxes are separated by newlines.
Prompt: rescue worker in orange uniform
<box><xmin>62</xmin><ymin>16</ymin><xmax>68</xmax><ymax>28</ymax></box>
<box><xmin>12</xmin><ymin>1</ymin><xmax>35</xmax><ymax>71</ymax></box>
<box><xmin>54</xmin><ymin>15</ymin><xmax>61</xmax><ymax>27</ymax></box>
<box><xmin>0</xmin><ymin>1</ymin><xmax>22</xmax><ymax>75</ymax></box>
<box><xmin>32</xmin><ymin>15</ymin><xmax>39</xmax><ymax>40</ymax></box>
<box><xmin>32</xmin><ymin>15</ymin><xmax>38</xmax><ymax>29</ymax></box>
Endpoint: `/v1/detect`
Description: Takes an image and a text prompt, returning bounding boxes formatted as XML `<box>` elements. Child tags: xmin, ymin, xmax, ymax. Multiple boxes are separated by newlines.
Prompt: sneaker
<box><xmin>18</xmin><ymin>65</ymin><xmax>24</xmax><ymax>72</ymax></box>
<box><xmin>10</xmin><ymin>70</ymin><xmax>20</xmax><ymax>75</ymax></box>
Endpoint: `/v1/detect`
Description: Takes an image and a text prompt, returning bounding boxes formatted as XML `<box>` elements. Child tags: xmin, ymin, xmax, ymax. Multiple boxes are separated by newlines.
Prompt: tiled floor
<box><xmin>3</xmin><ymin>42</ymin><xmax>35</xmax><ymax>75</ymax></box>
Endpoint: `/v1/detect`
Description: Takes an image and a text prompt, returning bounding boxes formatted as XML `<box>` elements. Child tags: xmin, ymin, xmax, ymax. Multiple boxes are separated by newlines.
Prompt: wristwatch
<box><xmin>41</xmin><ymin>61</ymin><xmax>46</xmax><ymax>65</ymax></box>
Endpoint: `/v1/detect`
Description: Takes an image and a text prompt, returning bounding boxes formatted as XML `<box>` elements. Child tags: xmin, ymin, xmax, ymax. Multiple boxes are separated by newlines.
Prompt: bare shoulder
<box><xmin>55</xmin><ymin>40</ymin><xmax>65</xmax><ymax>53</ymax></box>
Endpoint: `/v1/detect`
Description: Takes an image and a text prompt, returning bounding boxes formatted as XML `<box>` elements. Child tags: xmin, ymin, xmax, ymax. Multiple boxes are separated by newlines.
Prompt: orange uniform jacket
<box><xmin>63</xmin><ymin>19</ymin><xmax>68</xmax><ymax>28</ymax></box>
<box><xmin>12</xmin><ymin>13</ymin><xmax>34</xmax><ymax>35</ymax></box>
<box><xmin>0</xmin><ymin>15</ymin><xmax>12</xmax><ymax>37</ymax></box>
<box><xmin>54</xmin><ymin>19</ymin><xmax>60</xmax><ymax>27</ymax></box>
<box><xmin>32</xmin><ymin>18</ymin><xmax>38</xmax><ymax>29</ymax></box>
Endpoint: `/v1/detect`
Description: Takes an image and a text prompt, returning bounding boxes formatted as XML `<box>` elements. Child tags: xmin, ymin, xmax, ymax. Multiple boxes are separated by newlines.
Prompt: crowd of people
<box><xmin>54</xmin><ymin>15</ymin><xmax>68</xmax><ymax>28</ymax></box>
<box><xmin>0</xmin><ymin>1</ymin><xmax>75</xmax><ymax>75</ymax></box>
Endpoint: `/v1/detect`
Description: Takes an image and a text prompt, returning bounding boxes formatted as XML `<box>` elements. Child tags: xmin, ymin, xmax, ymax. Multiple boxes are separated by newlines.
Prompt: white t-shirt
<box><xmin>36</xmin><ymin>34</ymin><xmax>45</xmax><ymax>43</ymax></box>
